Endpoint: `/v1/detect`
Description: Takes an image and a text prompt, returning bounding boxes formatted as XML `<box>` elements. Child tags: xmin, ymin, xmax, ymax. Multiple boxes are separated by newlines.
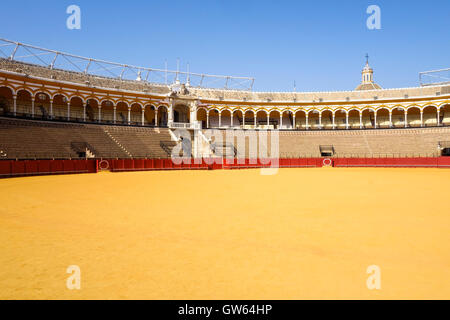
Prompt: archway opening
<box><xmin>294</xmin><ymin>110</ymin><xmax>306</xmax><ymax>130</ymax></box>
<box><xmin>16</xmin><ymin>89</ymin><xmax>32</xmax><ymax>117</ymax></box>
<box><xmin>407</xmin><ymin>107</ymin><xmax>421</xmax><ymax>127</ymax></box>
<box><xmin>174</xmin><ymin>104</ymin><xmax>190</xmax><ymax>123</ymax></box>
<box><xmin>376</xmin><ymin>108</ymin><xmax>390</xmax><ymax>128</ymax></box>
<box><xmin>361</xmin><ymin>109</ymin><xmax>375</xmax><ymax>128</ymax></box>
<box><xmin>423</xmin><ymin>106</ymin><xmax>438</xmax><ymax>127</ymax></box>
<box><xmin>392</xmin><ymin>107</ymin><xmax>406</xmax><ymax>128</ymax></box>
<box><xmin>348</xmin><ymin>110</ymin><xmax>360</xmax><ymax>129</ymax></box>
<box><xmin>321</xmin><ymin>110</ymin><xmax>333</xmax><ymax>129</ymax></box>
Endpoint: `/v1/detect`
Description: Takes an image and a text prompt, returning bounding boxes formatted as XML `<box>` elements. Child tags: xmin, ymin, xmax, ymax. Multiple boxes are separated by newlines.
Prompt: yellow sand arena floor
<box><xmin>0</xmin><ymin>168</ymin><xmax>449</xmax><ymax>299</ymax></box>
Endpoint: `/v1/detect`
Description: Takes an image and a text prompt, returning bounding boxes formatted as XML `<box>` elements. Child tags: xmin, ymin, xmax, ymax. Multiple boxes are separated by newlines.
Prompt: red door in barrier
<box><xmin>0</xmin><ymin>160</ymin><xmax>12</xmax><ymax>176</ymax></box>
<box><xmin>12</xmin><ymin>161</ymin><xmax>25</xmax><ymax>175</ymax></box>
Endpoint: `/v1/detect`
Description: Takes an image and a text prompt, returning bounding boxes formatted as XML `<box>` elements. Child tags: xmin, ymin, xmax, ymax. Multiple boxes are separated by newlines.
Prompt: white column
<box><xmin>359</xmin><ymin>113</ymin><xmax>363</xmax><ymax>129</ymax></box>
<box><xmin>141</xmin><ymin>108</ymin><xmax>145</xmax><ymax>126</ymax></box>
<box><xmin>254</xmin><ymin>114</ymin><xmax>256</xmax><ymax>127</ymax></box>
<box><xmin>374</xmin><ymin>112</ymin><xmax>377</xmax><ymax>128</ymax></box>
<box><xmin>127</xmin><ymin>107</ymin><xmax>131</xmax><ymax>124</ymax></box>
<box><xmin>49</xmin><ymin>100</ymin><xmax>53</xmax><ymax>118</ymax></box>
<box><xmin>420</xmin><ymin>110</ymin><xmax>424</xmax><ymax>127</ymax></box>
<box><xmin>13</xmin><ymin>95</ymin><xmax>17</xmax><ymax>116</ymax></box>
<box><xmin>267</xmin><ymin>113</ymin><xmax>270</xmax><ymax>126</ymax></box>
<box><xmin>279</xmin><ymin>114</ymin><xmax>282</xmax><ymax>129</ymax></box>
<box><xmin>404</xmin><ymin>111</ymin><xmax>408</xmax><ymax>128</ymax></box>
<box><xmin>67</xmin><ymin>101</ymin><xmax>70</xmax><ymax>120</ymax></box>
<box><xmin>242</xmin><ymin>113</ymin><xmax>245</xmax><ymax>127</ymax></box>
<box><xmin>168</xmin><ymin>102</ymin><xmax>174</xmax><ymax>126</ymax></box>
<box><xmin>437</xmin><ymin>109</ymin><xmax>440</xmax><ymax>126</ymax></box>
<box><xmin>319</xmin><ymin>114</ymin><xmax>322</xmax><ymax>129</ymax></box>
<box><xmin>206</xmin><ymin>112</ymin><xmax>210</xmax><ymax>128</ymax></box>
<box><xmin>305</xmin><ymin>115</ymin><xmax>309</xmax><ymax>130</ymax></box>
<box><xmin>31</xmin><ymin>98</ymin><xmax>35</xmax><ymax>118</ymax></box>
<box><xmin>154</xmin><ymin>109</ymin><xmax>158</xmax><ymax>126</ymax></box>
<box><xmin>113</xmin><ymin>106</ymin><xmax>117</xmax><ymax>124</ymax></box>
<box><xmin>83</xmin><ymin>103</ymin><xmax>86</xmax><ymax>122</ymax></box>
<box><xmin>98</xmin><ymin>106</ymin><xmax>102</xmax><ymax>122</ymax></box>
<box><xmin>219</xmin><ymin>112</ymin><xmax>222</xmax><ymax>128</ymax></box>
<box><xmin>332</xmin><ymin>114</ymin><xmax>336</xmax><ymax>129</ymax></box>
<box><xmin>292</xmin><ymin>114</ymin><xmax>296</xmax><ymax>129</ymax></box>
<box><xmin>389</xmin><ymin>111</ymin><xmax>393</xmax><ymax>128</ymax></box>
<box><xmin>231</xmin><ymin>113</ymin><xmax>234</xmax><ymax>127</ymax></box>
<box><xmin>345</xmin><ymin>113</ymin><xmax>349</xmax><ymax>129</ymax></box>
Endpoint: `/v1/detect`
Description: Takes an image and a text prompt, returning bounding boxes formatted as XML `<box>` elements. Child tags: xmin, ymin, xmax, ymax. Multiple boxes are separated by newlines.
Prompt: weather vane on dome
<box><xmin>365</xmin><ymin>53</ymin><xmax>369</xmax><ymax>65</ymax></box>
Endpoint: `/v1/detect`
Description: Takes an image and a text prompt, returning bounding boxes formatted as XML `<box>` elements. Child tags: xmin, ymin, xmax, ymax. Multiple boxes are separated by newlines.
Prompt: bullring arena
<box><xmin>0</xmin><ymin>39</ymin><xmax>449</xmax><ymax>299</ymax></box>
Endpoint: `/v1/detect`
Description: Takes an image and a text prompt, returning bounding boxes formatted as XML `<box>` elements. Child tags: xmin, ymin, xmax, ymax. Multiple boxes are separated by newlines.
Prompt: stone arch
<box><xmin>243</xmin><ymin>109</ymin><xmax>255</xmax><ymax>127</ymax></box>
<box><xmin>321</xmin><ymin>109</ymin><xmax>333</xmax><ymax>129</ymax></box>
<box><xmin>144</xmin><ymin>104</ymin><xmax>157</xmax><ymax>126</ymax></box>
<box><xmin>422</xmin><ymin>105</ymin><xmax>438</xmax><ymax>127</ymax></box>
<box><xmin>157</xmin><ymin>105</ymin><xmax>168</xmax><ymax>126</ymax></box>
<box><xmin>294</xmin><ymin>109</ymin><xmax>307</xmax><ymax>130</ymax></box>
<box><xmin>391</xmin><ymin>106</ymin><xmax>406</xmax><ymax>128</ymax></box>
<box><xmin>116</xmin><ymin>101</ymin><xmax>129</xmax><ymax>124</ymax></box>
<box><xmin>197</xmin><ymin>107</ymin><xmax>208</xmax><ymax>128</ymax></box>
<box><xmin>406</xmin><ymin>106</ymin><xmax>421</xmax><ymax>127</ymax></box>
<box><xmin>348</xmin><ymin>109</ymin><xmax>360</xmax><ymax>129</ymax></box>
<box><xmin>16</xmin><ymin>88</ymin><xmax>33</xmax><ymax>116</ymax></box>
<box><xmin>334</xmin><ymin>109</ymin><xmax>347</xmax><ymax>129</ymax></box>
<box><xmin>268</xmin><ymin>109</ymin><xmax>281</xmax><ymax>129</ymax></box>
<box><xmin>307</xmin><ymin>109</ymin><xmax>321</xmax><ymax>129</ymax></box>
<box><xmin>174</xmin><ymin>104</ymin><xmax>190</xmax><ymax>123</ymax></box>
<box><xmin>361</xmin><ymin>108</ymin><xmax>375</xmax><ymax>128</ymax></box>
<box><xmin>256</xmin><ymin>109</ymin><xmax>268</xmax><ymax>127</ymax></box>
<box><xmin>69</xmin><ymin>96</ymin><xmax>84</xmax><ymax>121</ymax></box>
<box><xmin>440</xmin><ymin>104</ymin><xmax>450</xmax><ymax>126</ymax></box>
<box><xmin>281</xmin><ymin>109</ymin><xmax>294</xmax><ymax>129</ymax></box>
<box><xmin>208</xmin><ymin>108</ymin><xmax>220</xmax><ymax>128</ymax></box>
<box><xmin>376</xmin><ymin>107</ymin><xmax>390</xmax><ymax>128</ymax></box>
<box><xmin>34</xmin><ymin>91</ymin><xmax>51</xmax><ymax>119</ymax></box>
<box><xmin>232</xmin><ymin>109</ymin><xmax>244</xmax><ymax>128</ymax></box>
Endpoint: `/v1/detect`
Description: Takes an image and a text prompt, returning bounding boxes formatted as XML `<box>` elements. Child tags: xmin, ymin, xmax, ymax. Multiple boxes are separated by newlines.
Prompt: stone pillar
<box><xmin>420</xmin><ymin>110</ymin><xmax>424</xmax><ymax>127</ymax></box>
<box><xmin>332</xmin><ymin>114</ymin><xmax>336</xmax><ymax>129</ymax></box>
<box><xmin>113</xmin><ymin>106</ymin><xmax>117</xmax><ymax>124</ymax></box>
<box><xmin>83</xmin><ymin>103</ymin><xmax>86</xmax><ymax>122</ymax></box>
<box><xmin>437</xmin><ymin>109</ymin><xmax>440</xmax><ymax>126</ymax></box>
<box><xmin>346</xmin><ymin>113</ymin><xmax>349</xmax><ymax>129</ymax></box>
<box><xmin>12</xmin><ymin>95</ymin><xmax>17</xmax><ymax>116</ymax></box>
<box><xmin>359</xmin><ymin>113</ymin><xmax>363</xmax><ymax>129</ymax></box>
<box><xmin>31</xmin><ymin>98</ymin><xmax>35</xmax><ymax>118</ymax></box>
<box><xmin>389</xmin><ymin>111</ymin><xmax>393</xmax><ymax>128</ymax></box>
<box><xmin>231</xmin><ymin>113</ymin><xmax>234</xmax><ymax>127</ymax></box>
<box><xmin>67</xmin><ymin>101</ymin><xmax>70</xmax><ymax>120</ymax></box>
<box><xmin>292</xmin><ymin>114</ymin><xmax>296</xmax><ymax>129</ymax></box>
<box><xmin>404</xmin><ymin>112</ymin><xmax>408</xmax><ymax>128</ymax></box>
<box><xmin>242</xmin><ymin>113</ymin><xmax>245</xmax><ymax>127</ymax></box>
<box><xmin>374</xmin><ymin>112</ymin><xmax>377</xmax><ymax>128</ymax></box>
<box><xmin>267</xmin><ymin>113</ymin><xmax>270</xmax><ymax>126</ymax></box>
<box><xmin>141</xmin><ymin>107</ymin><xmax>145</xmax><ymax>126</ymax></box>
<box><xmin>305</xmin><ymin>115</ymin><xmax>308</xmax><ymax>130</ymax></box>
<box><xmin>319</xmin><ymin>114</ymin><xmax>322</xmax><ymax>129</ymax></box>
<box><xmin>206</xmin><ymin>112</ymin><xmax>210</xmax><ymax>128</ymax></box>
<box><xmin>219</xmin><ymin>112</ymin><xmax>222</xmax><ymax>128</ymax></box>
<box><xmin>98</xmin><ymin>106</ymin><xmax>102</xmax><ymax>123</ymax></box>
<box><xmin>254</xmin><ymin>114</ymin><xmax>256</xmax><ymax>127</ymax></box>
<box><xmin>279</xmin><ymin>114</ymin><xmax>282</xmax><ymax>129</ymax></box>
<box><xmin>127</xmin><ymin>106</ymin><xmax>131</xmax><ymax>124</ymax></box>
<box><xmin>168</xmin><ymin>101</ymin><xmax>174</xmax><ymax>126</ymax></box>
<box><xmin>154</xmin><ymin>109</ymin><xmax>158</xmax><ymax>126</ymax></box>
<box><xmin>49</xmin><ymin>99</ymin><xmax>53</xmax><ymax>118</ymax></box>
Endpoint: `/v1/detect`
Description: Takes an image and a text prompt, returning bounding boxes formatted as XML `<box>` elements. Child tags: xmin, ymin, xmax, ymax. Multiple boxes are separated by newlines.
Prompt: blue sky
<box><xmin>1</xmin><ymin>0</ymin><xmax>449</xmax><ymax>91</ymax></box>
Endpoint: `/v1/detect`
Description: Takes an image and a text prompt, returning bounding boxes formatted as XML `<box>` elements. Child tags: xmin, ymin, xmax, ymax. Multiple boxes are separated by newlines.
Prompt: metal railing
<box><xmin>0</xmin><ymin>38</ymin><xmax>255</xmax><ymax>91</ymax></box>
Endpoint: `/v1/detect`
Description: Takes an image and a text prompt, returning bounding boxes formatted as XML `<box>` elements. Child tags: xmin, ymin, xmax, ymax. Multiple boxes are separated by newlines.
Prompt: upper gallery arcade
<box><xmin>0</xmin><ymin>56</ymin><xmax>449</xmax><ymax>130</ymax></box>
